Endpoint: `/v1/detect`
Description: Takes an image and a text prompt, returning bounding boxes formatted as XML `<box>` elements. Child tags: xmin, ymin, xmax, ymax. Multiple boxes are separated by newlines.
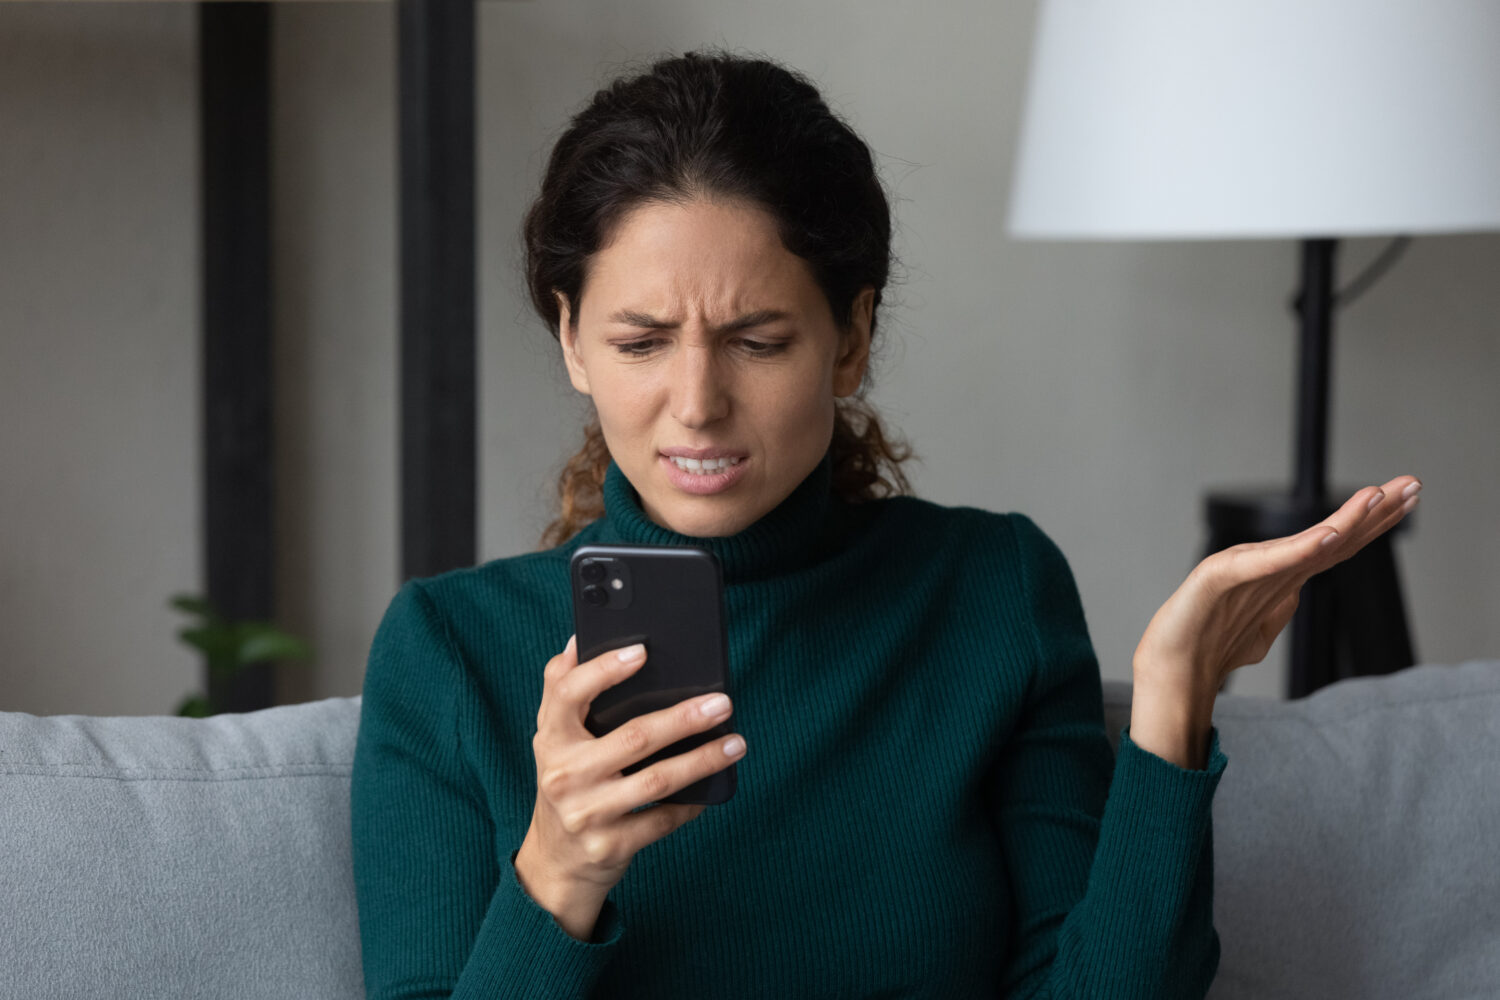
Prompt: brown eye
<box><xmin>615</xmin><ymin>339</ymin><xmax>660</xmax><ymax>356</ymax></box>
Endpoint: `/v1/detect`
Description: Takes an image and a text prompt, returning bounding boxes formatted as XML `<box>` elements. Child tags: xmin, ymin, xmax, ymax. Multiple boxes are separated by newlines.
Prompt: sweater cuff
<box><xmin>1122</xmin><ymin>722</ymin><xmax>1224</xmax><ymax>779</ymax></box>
<box><xmin>1107</xmin><ymin>723</ymin><xmax>1226</xmax><ymax>844</ymax></box>
<box><xmin>1119</xmin><ymin>723</ymin><xmax>1228</xmax><ymax>779</ymax></box>
<box><xmin>453</xmin><ymin>849</ymin><xmax>622</xmax><ymax>999</ymax></box>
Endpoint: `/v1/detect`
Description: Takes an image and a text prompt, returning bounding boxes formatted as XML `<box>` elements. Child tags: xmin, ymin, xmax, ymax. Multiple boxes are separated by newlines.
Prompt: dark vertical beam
<box><xmin>1292</xmin><ymin>238</ymin><xmax>1338</xmax><ymax>504</ymax></box>
<box><xmin>200</xmin><ymin>2</ymin><xmax>274</xmax><ymax>712</ymax></box>
<box><xmin>1287</xmin><ymin>237</ymin><xmax>1338</xmax><ymax>698</ymax></box>
<box><xmin>398</xmin><ymin>0</ymin><xmax>477</xmax><ymax>581</ymax></box>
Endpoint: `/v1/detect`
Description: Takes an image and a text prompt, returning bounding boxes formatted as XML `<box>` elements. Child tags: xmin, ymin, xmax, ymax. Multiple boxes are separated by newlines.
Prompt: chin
<box><xmin>662</xmin><ymin>504</ymin><xmax>753</xmax><ymax>538</ymax></box>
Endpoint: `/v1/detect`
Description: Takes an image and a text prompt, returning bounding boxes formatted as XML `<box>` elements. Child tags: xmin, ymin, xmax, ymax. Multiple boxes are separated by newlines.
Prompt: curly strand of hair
<box><xmin>537</xmin><ymin>402</ymin><xmax>915</xmax><ymax>549</ymax></box>
<box><xmin>539</xmin><ymin>420</ymin><xmax>612</xmax><ymax>549</ymax></box>
<box><xmin>829</xmin><ymin>397</ymin><xmax>915</xmax><ymax>502</ymax></box>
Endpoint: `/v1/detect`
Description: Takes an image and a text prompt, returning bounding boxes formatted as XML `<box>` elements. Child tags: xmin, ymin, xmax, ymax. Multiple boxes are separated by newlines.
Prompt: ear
<box><xmin>832</xmin><ymin>286</ymin><xmax>874</xmax><ymax>398</ymax></box>
<box><xmin>556</xmin><ymin>291</ymin><xmax>592</xmax><ymax>396</ymax></box>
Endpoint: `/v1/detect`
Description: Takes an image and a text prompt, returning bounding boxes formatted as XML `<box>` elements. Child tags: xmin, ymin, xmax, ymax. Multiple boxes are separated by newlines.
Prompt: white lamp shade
<box><xmin>1008</xmin><ymin>0</ymin><xmax>1500</xmax><ymax>240</ymax></box>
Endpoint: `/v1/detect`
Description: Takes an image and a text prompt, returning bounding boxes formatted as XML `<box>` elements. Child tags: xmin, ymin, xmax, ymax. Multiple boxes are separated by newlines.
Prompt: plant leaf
<box><xmin>237</xmin><ymin>627</ymin><xmax>313</xmax><ymax>664</ymax></box>
<box><xmin>176</xmin><ymin>693</ymin><xmax>213</xmax><ymax>718</ymax></box>
<box><xmin>178</xmin><ymin>626</ymin><xmax>235</xmax><ymax>662</ymax></box>
<box><xmin>170</xmin><ymin>594</ymin><xmax>220</xmax><ymax>620</ymax></box>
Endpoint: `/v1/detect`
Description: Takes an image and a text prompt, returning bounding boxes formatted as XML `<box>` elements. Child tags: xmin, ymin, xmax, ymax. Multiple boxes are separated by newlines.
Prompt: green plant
<box><xmin>170</xmin><ymin>594</ymin><xmax>313</xmax><ymax>717</ymax></box>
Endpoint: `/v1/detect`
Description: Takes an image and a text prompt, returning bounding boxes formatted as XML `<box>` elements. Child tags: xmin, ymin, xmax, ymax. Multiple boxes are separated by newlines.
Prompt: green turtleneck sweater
<box><xmin>351</xmin><ymin>452</ymin><xmax>1228</xmax><ymax>999</ymax></box>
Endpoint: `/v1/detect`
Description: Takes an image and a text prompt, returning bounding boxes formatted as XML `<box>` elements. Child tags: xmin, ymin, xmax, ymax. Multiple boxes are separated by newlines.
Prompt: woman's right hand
<box><xmin>514</xmin><ymin>634</ymin><xmax>746</xmax><ymax>941</ymax></box>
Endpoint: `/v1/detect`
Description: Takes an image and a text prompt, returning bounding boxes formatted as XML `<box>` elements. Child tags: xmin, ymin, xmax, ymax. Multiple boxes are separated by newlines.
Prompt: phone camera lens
<box><xmin>582</xmin><ymin>584</ymin><xmax>608</xmax><ymax>607</ymax></box>
<box><xmin>580</xmin><ymin>560</ymin><xmax>606</xmax><ymax>583</ymax></box>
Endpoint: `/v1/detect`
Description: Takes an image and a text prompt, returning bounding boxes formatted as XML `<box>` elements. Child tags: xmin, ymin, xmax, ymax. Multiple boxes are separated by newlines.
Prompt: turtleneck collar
<box><xmin>597</xmin><ymin>447</ymin><xmax>838</xmax><ymax>583</ymax></box>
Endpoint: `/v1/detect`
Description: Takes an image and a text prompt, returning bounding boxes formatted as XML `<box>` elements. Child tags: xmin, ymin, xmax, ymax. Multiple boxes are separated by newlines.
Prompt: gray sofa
<box><xmin>4</xmin><ymin>661</ymin><xmax>1499</xmax><ymax>999</ymax></box>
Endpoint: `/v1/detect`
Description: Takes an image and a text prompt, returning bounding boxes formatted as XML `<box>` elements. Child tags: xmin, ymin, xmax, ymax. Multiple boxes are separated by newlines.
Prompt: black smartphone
<box><xmin>569</xmin><ymin>543</ymin><xmax>736</xmax><ymax>805</ymax></box>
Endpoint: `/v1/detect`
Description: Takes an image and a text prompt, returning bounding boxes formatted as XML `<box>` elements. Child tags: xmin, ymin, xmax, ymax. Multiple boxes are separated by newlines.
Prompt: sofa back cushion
<box><xmin>5</xmin><ymin>662</ymin><xmax>1499</xmax><ymax>999</ymax></box>
<box><xmin>0</xmin><ymin>696</ymin><xmax>364</xmax><ymax>1000</ymax></box>
<box><xmin>1104</xmin><ymin>660</ymin><xmax>1500</xmax><ymax>1000</ymax></box>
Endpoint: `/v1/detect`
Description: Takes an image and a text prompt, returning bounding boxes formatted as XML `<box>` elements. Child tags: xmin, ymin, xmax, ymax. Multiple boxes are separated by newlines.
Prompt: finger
<box><xmin>1253</xmin><ymin>490</ymin><xmax>1382</xmax><ymax>560</ymax></box>
<box><xmin>1313</xmin><ymin>475</ymin><xmax>1421</xmax><ymax>563</ymax></box>
<box><xmin>1318</xmin><ymin>484</ymin><xmax>1388</xmax><ymax>541</ymax></box>
<box><xmin>589</xmin><ymin>692</ymin><xmax>736</xmax><ymax>774</ymax></box>
<box><xmin>604</xmin><ymin>731</ymin><xmax>746</xmax><ymax>817</ymax></box>
<box><xmin>1195</xmin><ymin>522</ymin><xmax>1339</xmax><ymax>596</ymax></box>
<box><xmin>542</xmin><ymin>634</ymin><xmax>578</xmax><ymax>684</ymax></box>
<box><xmin>1266</xmin><ymin>478</ymin><xmax>1409</xmax><ymax>568</ymax></box>
<box><xmin>546</xmin><ymin>728</ymin><xmax>732</xmax><ymax>845</ymax></box>
<box><xmin>585</xmin><ymin>802</ymin><xmax>707</xmax><ymax>869</ymax></box>
<box><xmin>1380</xmin><ymin>474</ymin><xmax>1422</xmax><ymax>503</ymax></box>
<box><xmin>1197</xmin><ymin>484</ymin><xmax>1390</xmax><ymax>602</ymax></box>
<box><xmin>1357</xmin><ymin>476</ymin><xmax>1422</xmax><ymax>537</ymax></box>
<box><xmin>1256</xmin><ymin>475</ymin><xmax>1420</xmax><ymax>552</ymax></box>
<box><xmin>541</xmin><ymin>642</ymin><xmax>648</xmax><ymax>734</ymax></box>
<box><xmin>536</xmin><ymin>636</ymin><xmax>580</xmax><ymax>730</ymax></box>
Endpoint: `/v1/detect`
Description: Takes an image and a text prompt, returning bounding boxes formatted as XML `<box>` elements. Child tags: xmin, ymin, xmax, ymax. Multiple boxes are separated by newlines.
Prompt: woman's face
<box><xmin>558</xmin><ymin>197</ymin><xmax>873</xmax><ymax>537</ymax></box>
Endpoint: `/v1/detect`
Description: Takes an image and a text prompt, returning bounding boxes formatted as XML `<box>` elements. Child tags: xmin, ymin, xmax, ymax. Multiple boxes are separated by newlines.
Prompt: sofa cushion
<box><xmin>0</xmin><ymin>696</ymin><xmax>365</xmax><ymax>1000</ymax></box>
<box><xmin>1105</xmin><ymin>660</ymin><xmax>1500</xmax><ymax>1000</ymax></box>
<box><xmin>6</xmin><ymin>662</ymin><xmax>1498</xmax><ymax>999</ymax></box>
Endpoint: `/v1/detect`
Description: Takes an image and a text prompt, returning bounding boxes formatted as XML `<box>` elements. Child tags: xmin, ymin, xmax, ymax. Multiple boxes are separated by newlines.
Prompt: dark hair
<box><xmin>524</xmin><ymin>49</ymin><xmax>914</xmax><ymax>547</ymax></box>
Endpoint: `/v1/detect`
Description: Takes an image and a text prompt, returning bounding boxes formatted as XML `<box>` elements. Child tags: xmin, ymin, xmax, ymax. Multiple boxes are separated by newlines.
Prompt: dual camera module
<box><xmin>577</xmin><ymin>557</ymin><xmax>631</xmax><ymax>609</ymax></box>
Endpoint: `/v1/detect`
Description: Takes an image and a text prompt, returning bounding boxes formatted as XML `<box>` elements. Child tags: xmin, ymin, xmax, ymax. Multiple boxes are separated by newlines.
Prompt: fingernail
<box><xmin>699</xmin><ymin>694</ymin><xmax>730</xmax><ymax>718</ymax></box>
<box><xmin>1320</xmin><ymin>529</ymin><xmax>1340</xmax><ymax>547</ymax></box>
<box><xmin>1402</xmin><ymin>495</ymin><xmax>1419</xmax><ymax>514</ymax></box>
<box><xmin>1366</xmin><ymin>491</ymin><xmax>1384</xmax><ymax>511</ymax></box>
<box><xmin>1402</xmin><ymin>480</ymin><xmax>1422</xmax><ymax>500</ymax></box>
<box><xmin>565</xmin><ymin>634</ymin><xmax>576</xmax><ymax>654</ymax></box>
<box><xmin>617</xmin><ymin>643</ymin><xmax>646</xmax><ymax>663</ymax></box>
<box><xmin>723</xmin><ymin>735</ymin><xmax>746</xmax><ymax>757</ymax></box>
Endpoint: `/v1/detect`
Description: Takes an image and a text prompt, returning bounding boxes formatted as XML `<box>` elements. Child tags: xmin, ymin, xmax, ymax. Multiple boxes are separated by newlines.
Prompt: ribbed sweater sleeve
<box><xmin>993</xmin><ymin>514</ymin><xmax>1227</xmax><ymax>999</ymax></box>
<box><xmin>351</xmin><ymin>580</ymin><xmax>622</xmax><ymax>1000</ymax></box>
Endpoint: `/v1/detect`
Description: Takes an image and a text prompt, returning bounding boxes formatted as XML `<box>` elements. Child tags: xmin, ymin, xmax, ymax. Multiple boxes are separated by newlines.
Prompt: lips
<box><xmin>659</xmin><ymin>452</ymin><xmax>749</xmax><ymax>496</ymax></box>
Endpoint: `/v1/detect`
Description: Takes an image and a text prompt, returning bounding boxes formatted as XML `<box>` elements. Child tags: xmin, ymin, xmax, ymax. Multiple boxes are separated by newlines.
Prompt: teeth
<box><xmin>669</xmin><ymin>455</ymin><xmax>742</xmax><ymax>475</ymax></box>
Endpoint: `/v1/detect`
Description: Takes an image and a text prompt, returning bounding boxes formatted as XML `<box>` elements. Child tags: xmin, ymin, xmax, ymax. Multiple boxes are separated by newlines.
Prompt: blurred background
<box><xmin>2</xmin><ymin>0</ymin><xmax>1496</xmax><ymax>716</ymax></box>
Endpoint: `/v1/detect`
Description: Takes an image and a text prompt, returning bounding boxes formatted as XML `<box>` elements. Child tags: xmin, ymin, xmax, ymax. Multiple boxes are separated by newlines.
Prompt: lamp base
<box><xmin>1205</xmin><ymin>489</ymin><xmax>1415</xmax><ymax>699</ymax></box>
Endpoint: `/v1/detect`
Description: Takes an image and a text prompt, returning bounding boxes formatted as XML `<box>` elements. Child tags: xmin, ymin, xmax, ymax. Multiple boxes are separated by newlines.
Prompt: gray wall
<box><xmin>1</xmin><ymin>5</ymin><xmax>200</xmax><ymax>716</ymax></box>
<box><xmin>2</xmin><ymin>0</ymin><xmax>1496</xmax><ymax>716</ymax></box>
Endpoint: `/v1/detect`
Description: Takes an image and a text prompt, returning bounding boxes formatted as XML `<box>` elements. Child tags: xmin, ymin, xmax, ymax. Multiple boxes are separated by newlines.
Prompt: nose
<box><xmin>669</xmin><ymin>342</ymin><xmax>729</xmax><ymax>429</ymax></box>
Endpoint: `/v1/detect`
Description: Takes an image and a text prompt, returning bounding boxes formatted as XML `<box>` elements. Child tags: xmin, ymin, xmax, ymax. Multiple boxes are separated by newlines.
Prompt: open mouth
<box><xmin>659</xmin><ymin>453</ymin><xmax>749</xmax><ymax>495</ymax></box>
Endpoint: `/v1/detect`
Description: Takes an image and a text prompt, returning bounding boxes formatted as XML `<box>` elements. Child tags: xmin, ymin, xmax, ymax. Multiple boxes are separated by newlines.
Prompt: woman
<box><xmin>351</xmin><ymin>50</ymin><xmax>1419</xmax><ymax>999</ymax></box>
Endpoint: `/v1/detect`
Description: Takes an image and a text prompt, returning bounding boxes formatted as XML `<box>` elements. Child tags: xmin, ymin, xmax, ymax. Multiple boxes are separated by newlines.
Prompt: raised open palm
<box><xmin>1133</xmin><ymin>475</ymin><xmax>1422</xmax><ymax>693</ymax></box>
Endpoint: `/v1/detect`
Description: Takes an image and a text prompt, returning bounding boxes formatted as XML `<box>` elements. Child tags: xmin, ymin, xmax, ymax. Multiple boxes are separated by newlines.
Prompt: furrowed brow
<box><xmin>607</xmin><ymin>309</ymin><xmax>791</xmax><ymax>333</ymax></box>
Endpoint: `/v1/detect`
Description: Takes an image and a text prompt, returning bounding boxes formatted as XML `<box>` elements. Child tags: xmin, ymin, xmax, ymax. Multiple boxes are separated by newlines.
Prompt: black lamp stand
<box><xmin>1204</xmin><ymin>238</ymin><xmax>1415</xmax><ymax>699</ymax></box>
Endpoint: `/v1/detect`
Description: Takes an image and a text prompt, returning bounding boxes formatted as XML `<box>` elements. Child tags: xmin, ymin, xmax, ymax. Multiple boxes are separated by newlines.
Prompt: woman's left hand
<box><xmin>1133</xmin><ymin>475</ymin><xmax>1422</xmax><ymax>700</ymax></box>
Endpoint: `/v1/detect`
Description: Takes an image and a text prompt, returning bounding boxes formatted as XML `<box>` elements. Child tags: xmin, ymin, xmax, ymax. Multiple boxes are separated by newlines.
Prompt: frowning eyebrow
<box><xmin>606</xmin><ymin>309</ymin><xmax>791</xmax><ymax>333</ymax></box>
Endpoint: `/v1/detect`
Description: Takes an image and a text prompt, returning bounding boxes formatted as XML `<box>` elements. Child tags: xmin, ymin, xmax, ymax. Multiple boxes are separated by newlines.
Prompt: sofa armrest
<box><xmin>1102</xmin><ymin>661</ymin><xmax>1500</xmax><ymax>1000</ymax></box>
<box><xmin>0</xmin><ymin>696</ymin><xmax>365</xmax><ymax>1000</ymax></box>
